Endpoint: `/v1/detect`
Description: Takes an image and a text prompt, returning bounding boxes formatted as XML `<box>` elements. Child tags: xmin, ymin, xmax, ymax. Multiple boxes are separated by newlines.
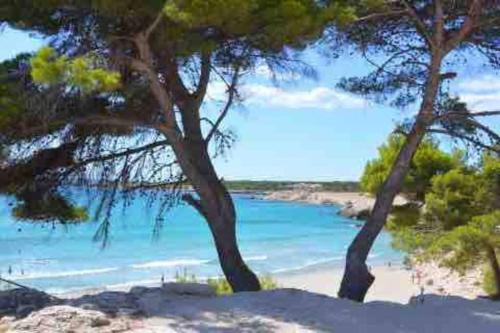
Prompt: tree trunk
<box><xmin>174</xmin><ymin>138</ymin><xmax>261</xmax><ymax>292</ymax></box>
<box><xmin>205</xmin><ymin>188</ymin><xmax>261</xmax><ymax>292</ymax></box>
<box><xmin>338</xmin><ymin>53</ymin><xmax>444</xmax><ymax>302</ymax></box>
<box><xmin>338</xmin><ymin>126</ymin><xmax>426</xmax><ymax>302</ymax></box>
<box><xmin>486</xmin><ymin>244</ymin><xmax>500</xmax><ymax>299</ymax></box>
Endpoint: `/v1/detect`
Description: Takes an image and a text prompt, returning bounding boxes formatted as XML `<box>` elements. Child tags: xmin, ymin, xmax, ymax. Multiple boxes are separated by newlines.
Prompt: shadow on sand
<box><xmin>3</xmin><ymin>286</ymin><xmax>500</xmax><ymax>332</ymax></box>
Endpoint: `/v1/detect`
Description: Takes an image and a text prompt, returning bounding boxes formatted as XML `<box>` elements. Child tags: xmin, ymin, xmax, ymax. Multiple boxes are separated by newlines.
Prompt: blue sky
<box><xmin>1</xmin><ymin>27</ymin><xmax>499</xmax><ymax>181</ymax></box>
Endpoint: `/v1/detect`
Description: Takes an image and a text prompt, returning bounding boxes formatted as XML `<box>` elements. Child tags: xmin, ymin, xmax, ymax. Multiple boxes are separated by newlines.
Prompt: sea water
<box><xmin>0</xmin><ymin>191</ymin><xmax>402</xmax><ymax>294</ymax></box>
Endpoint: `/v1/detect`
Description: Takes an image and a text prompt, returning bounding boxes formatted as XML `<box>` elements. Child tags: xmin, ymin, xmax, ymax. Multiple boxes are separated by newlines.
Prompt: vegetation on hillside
<box><xmin>224</xmin><ymin>180</ymin><xmax>359</xmax><ymax>192</ymax></box>
<box><xmin>329</xmin><ymin>0</ymin><xmax>500</xmax><ymax>302</ymax></box>
<box><xmin>364</xmin><ymin>137</ymin><xmax>500</xmax><ymax>298</ymax></box>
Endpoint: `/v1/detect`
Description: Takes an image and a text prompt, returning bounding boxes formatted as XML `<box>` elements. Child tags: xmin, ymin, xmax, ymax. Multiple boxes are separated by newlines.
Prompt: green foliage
<box><xmin>386</xmin><ymin>151</ymin><xmax>500</xmax><ymax>296</ymax></box>
<box><xmin>224</xmin><ymin>180</ymin><xmax>359</xmax><ymax>192</ymax></box>
<box><xmin>0</xmin><ymin>53</ymin><xmax>31</xmax><ymax>130</ymax></box>
<box><xmin>207</xmin><ymin>274</ymin><xmax>278</xmax><ymax>295</ymax></box>
<box><xmin>12</xmin><ymin>194</ymin><xmax>88</xmax><ymax>223</ymax></box>
<box><xmin>206</xmin><ymin>277</ymin><xmax>233</xmax><ymax>295</ymax></box>
<box><xmin>426</xmin><ymin>211</ymin><xmax>500</xmax><ymax>274</ymax></box>
<box><xmin>175</xmin><ymin>270</ymin><xmax>278</xmax><ymax>295</ymax></box>
<box><xmin>480</xmin><ymin>154</ymin><xmax>500</xmax><ymax>211</ymax></box>
<box><xmin>424</xmin><ymin>169</ymin><xmax>483</xmax><ymax>231</ymax></box>
<box><xmin>360</xmin><ymin>134</ymin><xmax>462</xmax><ymax>200</ymax></box>
<box><xmin>163</xmin><ymin>0</ymin><xmax>356</xmax><ymax>51</ymax></box>
<box><xmin>31</xmin><ymin>47</ymin><xmax>121</xmax><ymax>93</ymax></box>
<box><xmin>174</xmin><ymin>269</ymin><xmax>198</xmax><ymax>283</ymax></box>
<box><xmin>483</xmin><ymin>264</ymin><xmax>499</xmax><ymax>297</ymax></box>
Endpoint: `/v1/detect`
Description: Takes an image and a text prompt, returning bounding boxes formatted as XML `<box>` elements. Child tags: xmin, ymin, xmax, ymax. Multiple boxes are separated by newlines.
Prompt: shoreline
<box><xmin>55</xmin><ymin>259</ymin><xmax>485</xmax><ymax>305</ymax></box>
<box><xmin>260</xmin><ymin>190</ymin><xmax>408</xmax><ymax>219</ymax></box>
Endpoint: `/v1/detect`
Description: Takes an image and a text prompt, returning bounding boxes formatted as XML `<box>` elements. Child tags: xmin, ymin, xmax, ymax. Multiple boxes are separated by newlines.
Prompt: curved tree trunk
<box><xmin>338</xmin><ymin>125</ymin><xmax>426</xmax><ymax>301</ymax></box>
<box><xmin>174</xmin><ymin>138</ymin><xmax>261</xmax><ymax>292</ymax></box>
<box><xmin>338</xmin><ymin>53</ymin><xmax>444</xmax><ymax>302</ymax></box>
<box><xmin>135</xmin><ymin>34</ymin><xmax>260</xmax><ymax>292</ymax></box>
<box><xmin>486</xmin><ymin>244</ymin><xmax>500</xmax><ymax>299</ymax></box>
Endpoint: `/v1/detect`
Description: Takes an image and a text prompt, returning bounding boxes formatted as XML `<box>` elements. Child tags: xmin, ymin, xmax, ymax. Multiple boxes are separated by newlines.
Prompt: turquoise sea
<box><xmin>0</xmin><ymin>191</ymin><xmax>402</xmax><ymax>294</ymax></box>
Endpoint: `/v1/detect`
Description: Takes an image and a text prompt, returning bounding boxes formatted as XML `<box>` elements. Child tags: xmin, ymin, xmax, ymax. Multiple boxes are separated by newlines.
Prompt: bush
<box><xmin>482</xmin><ymin>265</ymin><xmax>499</xmax><ymax>297</ymax></box>
<box><xmin>175</xmin><ymin>270</ymin><xmax>279</xmax><ymax>295</ymax></box>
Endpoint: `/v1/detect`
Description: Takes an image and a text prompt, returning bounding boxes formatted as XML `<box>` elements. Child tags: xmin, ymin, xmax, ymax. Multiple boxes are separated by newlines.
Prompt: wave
<box><xmin>130</xmin><ymin>258</ymin><xmax>211</xmax><ymax>269</ymax></box>
<box><xmin>12</xmin><ymin>267</ymin><xmax>119</xmax><ymax>281</ymax></box>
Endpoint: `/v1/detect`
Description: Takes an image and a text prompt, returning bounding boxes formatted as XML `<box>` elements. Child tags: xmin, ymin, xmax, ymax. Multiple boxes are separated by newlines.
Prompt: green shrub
<box><xmin>260</xmin><ymin>274</ymin><xmax>279</xmax><ymax>290</ymax></box>
<box><xmin>206</xmin><ymin>277</ymin><xmax>233</xmax><ymax>295</ymax></box>
<box><xmin>482</xmin><ymin>265</ymin><xmax>499</xmax><ymax>297</ymax></box>
<box><xmin>174</xmin><ymin>269</ymin><xmax>197</xmax><ymax>283</ymax></box>
<box><xmin>174</xmin><ymin>271</ymin><xmax>279</xmax><ymax>295</ymax></box>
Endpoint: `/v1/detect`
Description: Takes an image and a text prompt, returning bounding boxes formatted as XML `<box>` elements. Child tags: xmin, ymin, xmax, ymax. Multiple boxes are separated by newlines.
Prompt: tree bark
<box><xmin>134</xmin><ymin>34</ymin><xmax>259</xmax><ymax>292</ymax></box>
<box><xmin>486</xmin><ymin>244</ymin><xmax>500</xmax><ymax>299</ymax></box>
<box><xmin>338</xmin><ymin>53</ymin><xmax>444</xmax><ymax>302</ymax></box>
<box><xmin>172</xmin><ymin>136</ymin><xmax>261</xmax><ymax>292</ymax></box>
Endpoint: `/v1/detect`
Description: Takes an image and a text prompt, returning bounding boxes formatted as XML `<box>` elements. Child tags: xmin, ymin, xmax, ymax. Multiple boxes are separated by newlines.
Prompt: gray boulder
<box><xmin>0</xmin><ymin>288</ymin><xmax>59</xmax><ymax>318</ymax></box>
<box><xmin>161</xmin><ymin>282</ymin><xmax>216</xmax><ymax>297</ymax></box>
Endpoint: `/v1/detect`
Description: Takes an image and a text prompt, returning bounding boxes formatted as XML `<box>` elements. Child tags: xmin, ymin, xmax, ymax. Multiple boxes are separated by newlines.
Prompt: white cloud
<box><xmin>456</xmin><ymin>75</ymin><xmax>500</xmax><ymax>111</ymax></box>
<box><xmin>457</xmin><ymin>75</ymin><xmax>500</xmax><ymax>92</ymax></box>
<box><xmin>243</xmin><ymin>84</ymin><xmax>367</xmax><ymax>110</ymax></box>
<box><xmin>207</xmin><ymin>81</ymin><xmax>367</xmax><ymax>110</ymax></box>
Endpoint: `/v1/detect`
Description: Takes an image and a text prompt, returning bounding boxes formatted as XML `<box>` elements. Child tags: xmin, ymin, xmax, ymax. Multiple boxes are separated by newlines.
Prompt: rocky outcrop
<box><xmin>161</xmin><ymin>282</ymin><xmax>216</xmax><ymax>297</ymax></box>
<box><xmin>1</xmin><ymin>286</ymin><xmax>499</xmax><ymax>332</ymax></box>
<box><xmin>264</xmin><ymin>191</ymin><xmax>408</xmax><ymax>221</ymax></box>
<box><xmin>0</xmin><ymin>283</ymin><xmax>217</xmax><ymax>332</ymax></box>
<box><xmin>339</xmin><ymin>200</ymin><xmax>371</xmax><ymax>220</ymax></box>
<box><xmin>0</xmin><ymin>288</ymin><xmax>60</xmax><ymax>318</ymax></box>
<box><xmin>7</xmin><ymin>305</ymin><xmax>131</xmax><ymax>333</ymax></box>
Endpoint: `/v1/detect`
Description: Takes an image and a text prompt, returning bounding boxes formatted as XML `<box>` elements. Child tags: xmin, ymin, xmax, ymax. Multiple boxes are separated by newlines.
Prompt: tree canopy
<box><xmin>330</xmin><ymin>0</ymin><xmax>500</xmax><ymax>302</ymax></box>
<box><xmin>387</xmin><ymin>151</ymin><xmax>500</xmax><ymax>297</ymax></box>
<box><xmin>0</xmin><ymin>0</ymin><xmax>357</xmax><ymax>292</ymax></box>
<box><xmin>360</xmin><ymin>134</ymin><xmax>462</xmax><ymax>200</ymax></box>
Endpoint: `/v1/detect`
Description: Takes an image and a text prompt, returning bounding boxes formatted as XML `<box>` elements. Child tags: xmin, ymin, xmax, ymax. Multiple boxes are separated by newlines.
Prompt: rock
<box><xmin>0</xmin><ymin>288</ymin><xmax>58</xmax><ymax>318</ymax></box>
<box><xmin>116</xmin><ymin>307</ymin><xmax>143</xmax><ymax>317</ymax></box>
<box><xmin>161</xmin><ymin>282</ymin><xmax>216</xmax><ymax>297</ymax></box>
<box><xmin>69</xmin><ymin>291</ymin><xmax>138</xmax><ymax>315</ymax></box>
<box><xmin>129</xmin><ymin>286</ymin><xmax>150</xmax><ymax>297</ymax></box>
<box><xmin>15</xmin><ymin>305</ymin><xmax>36</xmax><ymax>318</ymax></box>
<box><xmin>8</xmin><ymin>305</ymin><xmax>130</xmax><ymax>333</ymax></box>
<box><xmin>340</xmin><ymin>204</ymin><xmax>371</xmax><ymax>220</ymax></box>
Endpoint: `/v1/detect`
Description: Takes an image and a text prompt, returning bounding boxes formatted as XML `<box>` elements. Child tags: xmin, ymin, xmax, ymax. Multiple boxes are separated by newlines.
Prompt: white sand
<box><xmin>275</xmin><ymin>265</ymin><xmax>416</xmax><ymax>303</ymax></box>
<box><xmin>275</xmin><ymin>263</ymin><xmax>484</xmax><ymax>304</ymax></box>
<box><xmin>6</xmin><ymin>264</ymin><xmax>496</xmax><ymax>332</ymax></box>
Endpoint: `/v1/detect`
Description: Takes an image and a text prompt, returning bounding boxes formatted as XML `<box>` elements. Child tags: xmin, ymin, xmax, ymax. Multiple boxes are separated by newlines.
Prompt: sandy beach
<box><xmin>3</xmin><ymin>264</ymin><xmax>496</xmax><ymax>333</ymax></box>
<box><xmin>275</xmin><ymin>262</ymin><xmax>484</xmax><ymax>304</ymax></box>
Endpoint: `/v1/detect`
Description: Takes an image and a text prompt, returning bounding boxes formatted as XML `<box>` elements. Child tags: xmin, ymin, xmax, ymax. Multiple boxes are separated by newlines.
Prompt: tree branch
<box><xmin>74</xmin><ymin>140</ymin><xmax>171</xmax><ymax>167</ymax></box>
<box><xmin>205</xmin><ymin>67</ymin><xmax>240</xmax><ymax>143</ymax></box>
<box><xmin>429</xmin><ymin>128</ymin><xmax>500</xmax><ymax>153</ymax></box>
<box><xmin>401</xmin><ymin>0</ymin><xmax>436</xmax><ymax>50</ymax></box>
<box><xmin>355</xmin><ymin>10</ymin><xmax>408</xmax><ymax>23</ymax></box>
<box><xmin>132</xmin><ymin>35</ymin><xmax>179</xmax><ymax>136</ymax></box>
<box><xmin>193</xmin><ymin>51</ymin><xmax>211</xmax><ymax>107</ymax></box>
<box><xmin>145</xmin><ymin>6</ymin><xmax>166</xmax><ymax>39</ymax></box>
<box><xmin>444</xmin><ymin>0</ymin><xmax>483</xmax><ymax>53</ymax></box>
